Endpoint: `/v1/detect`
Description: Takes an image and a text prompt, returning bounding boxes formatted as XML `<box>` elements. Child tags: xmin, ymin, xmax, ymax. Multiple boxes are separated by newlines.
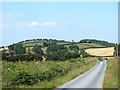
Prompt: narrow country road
<box><xmin>57</xmin><ymin>60</ymin><xmax>106</xmax><ymax>89</ymax></box>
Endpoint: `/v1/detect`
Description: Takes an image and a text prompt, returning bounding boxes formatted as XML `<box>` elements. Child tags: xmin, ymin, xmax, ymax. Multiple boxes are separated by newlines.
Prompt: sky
<box><xmin>1</xmin><ymin>2</ymin><xmax>118</xmax><ymax>46</ymax></box>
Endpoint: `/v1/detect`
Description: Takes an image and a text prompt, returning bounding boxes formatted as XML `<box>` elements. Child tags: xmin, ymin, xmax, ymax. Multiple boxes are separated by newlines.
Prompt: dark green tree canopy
<box><xmin>14</xmin><ymin>44</ymin><xmax>26</xmax><ymax>54</ymax></box>
<box><xmin>46</xmin><ymin>45</ymin><xmax>67</xmax><ymax>53</ymax></box>
<box><xmin>69</xmin><ymin>45</ymin><xmax>79</xmax><ymax>50</ymax></box>
<box><xmin>79</xmin><ymin>39</ymin><xmax>115</xmax><ymax>47</ymax></box>
<box><xmin>32</xmin><ymin>44</ymin><xmax>43</xmax><ymax>55</ymax></box>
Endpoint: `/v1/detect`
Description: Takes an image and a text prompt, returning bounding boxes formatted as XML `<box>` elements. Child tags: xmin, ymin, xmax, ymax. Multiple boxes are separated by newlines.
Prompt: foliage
<box><xmin>32</xmin><ymin>45</ymin><xmax>43</xmax><ymax>55</ymax></box>
<box><xmin>69</xmin><ymin>44</ymin><xmax>79</xmax><ymax>50</ymax></box>
<box><xmin>79</xmin><ymin>39</ymin><xmax>115</xmax><ymax>47</ymax></box>
<box><xmin>46</xmin><ymin>50</ymin><xmax>67</xmax><ymax>61</ymax></box>
<box><xmin>14</xmin><ymin>44</ymin><xmax>26</xmax><ymax>54</ymax></box>
<box><xmin>80</xmin><ymin>50</ymin><xmax>92</xmax><ymax>58</ymax></box>
<box><xmin>43</xmin><ymin>41</ymin><xmax>57</xmax><ymax>47</ymax></box>
<box><xmin>43</xmin><ymin>42</ymin><xmax>48</xmax><ymax>47</ymax></box>
<box><xmin>12</xmin><ymin>71</ymin><xmax>37</xmax><ymax>85</ymax></box>
<box><xmin>8</xmin><ymin>45</ymin><xmax>14</xmax><ymax>51</ymax></box>
<box><xmin>2</xmin><ymin>52</ymin><xmax>9</xmax><ymax>60</ymax></box>
<box><xmin>2</xmin><ymin>57</ymin><xmax>96</xmax><ymax>88</ymax></box>
<box><xmin>46</xmin><ymin>45</ymin><xmax>67</xmax><ymax>53</ymax></box>
<box><xmin>2</xmin><ymin>54</ymin><xmax>42</xmax><ymax>62</ymax></box>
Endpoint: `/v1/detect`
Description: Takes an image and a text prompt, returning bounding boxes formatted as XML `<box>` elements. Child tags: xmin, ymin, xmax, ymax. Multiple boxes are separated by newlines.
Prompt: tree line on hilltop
<box><xmin>79</xmin><ymin>39</ymin><xmax>115</xmax><ymax>47</ymax></box>
<box><xmin>2</xmin><ymin>42</ymin><xmax>90</xmax><ymax>62</ymax></box>
<box><xmin>1</xmin><ymin>38</ymin><xmax>116</xmax><ymax>62</ymax></box>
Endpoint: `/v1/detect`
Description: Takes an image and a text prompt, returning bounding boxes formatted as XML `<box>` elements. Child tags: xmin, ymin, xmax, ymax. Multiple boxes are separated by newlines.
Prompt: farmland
<box><xmin>1</xmin><ymin>39</ymin><xmax>116</xmax><ymax>88</ymax></box>
<box><xmin>85</xmin><ymin>47</ymin><xmax>114</xmax><ymax>56</ymax></box>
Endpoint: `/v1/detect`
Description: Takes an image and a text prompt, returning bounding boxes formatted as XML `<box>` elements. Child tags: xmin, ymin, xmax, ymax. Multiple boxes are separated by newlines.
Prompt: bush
<box><xmin>14</xmin><ymin>44</ymin><xmax>26</xmax><ymax>54</ymax></box>
<box><xmin>64</xmin><ymin>52</ymin><xmax>80</xmax><ymax>59</ymax></box>
<box><xmin>69</xmin><ymin>45</ymin><xmax>79</xmax><ymax>50</ymax></box>
<box><xmin>46</xmin><ymin>50</ymin><xmax>67</xmax><ymax>61</ymax></box>
<box><xmin>2</xmin><ymin>57</ymin><xmax>94</xmax><ymax>88</ymax></box>
<box><xmin>3</xmin><ymin>54</ymin><xmax>42</xmax><ymax>62</ymax></box>
<box><xmin>46</xmin><ymin>45</ymin><xmax>67</xmax><ymax>53</ymax></box>
<box><xmin>98</xmin><ymin>57</ymin><xmax>103</xmax><ymax>61</ymax></box>
<box><xmin>32</xmin><ymin>45</ymin><xmax>43</xmax><ymax>55</ymax></box>
<box><xmin>64</xmin><ymin>52</ymin><xmax>73</xmax><ymax>59</ymax></box>
<box><xmin>11</xmin><ymin>71</ymin><xmax>37</xmax><ymax>85</ymax></box>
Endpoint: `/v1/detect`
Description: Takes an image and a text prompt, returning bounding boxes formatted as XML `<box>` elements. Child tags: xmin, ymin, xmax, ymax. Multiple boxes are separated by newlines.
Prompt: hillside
<box><xmin>0</xmin><ymin>39</ymin><xmax>115</xmax><ymax>53</ymax></box>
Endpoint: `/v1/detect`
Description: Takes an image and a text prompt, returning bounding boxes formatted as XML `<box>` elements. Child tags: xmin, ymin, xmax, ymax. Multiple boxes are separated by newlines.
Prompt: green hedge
<box><xmin>2</xmin><ymin>58</ymin><xmax>88</xmax><ymax>87</ymax></box>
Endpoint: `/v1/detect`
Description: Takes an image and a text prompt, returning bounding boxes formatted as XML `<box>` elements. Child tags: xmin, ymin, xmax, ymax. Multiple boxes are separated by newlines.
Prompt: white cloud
<box><xmin>40</xmin><ymin>22</ymin><xmax>57</xmax><ymax>26</ymax></box>
<box><xmin>28</xmin><ymin>22</ymin><xmax>39</xmax><ymax>27</ymax></box>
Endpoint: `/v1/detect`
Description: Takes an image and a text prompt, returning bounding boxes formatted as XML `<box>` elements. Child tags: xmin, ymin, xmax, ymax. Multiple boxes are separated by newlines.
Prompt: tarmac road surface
<box><xmin>57</xmin><ymin>60</ymin><xmax>106</xmax><ymax>89</ymax></box>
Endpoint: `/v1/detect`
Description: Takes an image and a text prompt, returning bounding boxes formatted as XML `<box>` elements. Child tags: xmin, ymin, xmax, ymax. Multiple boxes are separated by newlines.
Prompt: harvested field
<box><xmin>85</xmin><ymin>47</ymin><xmax>114</xmax><ymax>56</ymax></box>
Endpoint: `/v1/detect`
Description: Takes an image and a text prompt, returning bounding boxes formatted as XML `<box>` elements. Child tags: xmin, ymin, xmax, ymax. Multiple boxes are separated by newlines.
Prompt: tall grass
<box><xmin>103</xmin><ymin>58</ymin><xmax>118</xmax><ymax>88</ymax></box>
<box><xmin>2</xmin><ymin>57</ymin><xmax>97</xmax><ymax>88</ymax></box>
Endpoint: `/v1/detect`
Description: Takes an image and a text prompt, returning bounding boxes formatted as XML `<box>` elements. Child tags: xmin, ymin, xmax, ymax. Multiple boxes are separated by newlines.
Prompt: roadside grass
<box><xmin>32</xmin><ymin>58</ymin><xmax>97</xmax><ymax>88</ymax></box>
<box><xmin>103</xmin><ymin>58</ymin><xmax>118</xmax><ymax>88</ymax></box>
<box><xmin>2</xmin><ymin>57</ymin><xmax>98</xmax><ymax>88</ymax></box>
<box><xmin>18</xmin><ymin>57</ymin><xmax>97</xmax><ymax>88</ymax></box>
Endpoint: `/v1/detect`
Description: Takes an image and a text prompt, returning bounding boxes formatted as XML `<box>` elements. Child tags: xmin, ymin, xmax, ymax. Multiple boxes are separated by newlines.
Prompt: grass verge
<box><xmin>18</xmin><ymin>57</ymin><xmax>98</xmax><ymax>88</ymax></box>
<box><xmin>103</xmin><ymin>58</ymin><xmax>118</xmax><ymax>88</ymax></box>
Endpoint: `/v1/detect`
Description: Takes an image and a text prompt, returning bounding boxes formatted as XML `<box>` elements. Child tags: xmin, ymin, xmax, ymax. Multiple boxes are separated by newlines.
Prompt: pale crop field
<box><xmin>85</xmin><ymin>47</ymin><xmax>114</xmax><ymax>56</ymax></box>
<box><xmin>0</xmin><ymin>48</ymin><xmax>8</xmax><ymax>52</ymax></box>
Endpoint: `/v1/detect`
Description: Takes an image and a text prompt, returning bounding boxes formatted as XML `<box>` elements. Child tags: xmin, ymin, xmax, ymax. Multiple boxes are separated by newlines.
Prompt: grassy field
<box><xmin>103</xmin><ymin>58</ymin><xmax>118</xmax><ymax>88</ymax></box>
<box><xmin>23</xmin><ymin>42</ymin><xmax>43</xmax><ymax>47</ymax></box>
<box><xmin>23</xmin><ymin>42</ymin><xmax>70</xmax><ymax>47</ymax></box>
<box><xmin>2</xmin><ymin>57</ymin><xmax>98</xmax><ymax>88</ymax></box>
<box><xmin>65</xmin><ymin>43</ymin><xmax>106</xmax><ymax>50</ymax></box>
<box><xmin>75</xmin><ymin>43</ymin><xmax>105</xmax><ymax>49</ymax></box>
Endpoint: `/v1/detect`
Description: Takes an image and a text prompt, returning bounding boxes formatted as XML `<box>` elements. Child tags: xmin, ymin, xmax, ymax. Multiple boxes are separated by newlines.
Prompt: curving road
<box><xmin>57</xmin><ymin>60</ymin><xmax>106</xmax><ymax>89</ymax></box>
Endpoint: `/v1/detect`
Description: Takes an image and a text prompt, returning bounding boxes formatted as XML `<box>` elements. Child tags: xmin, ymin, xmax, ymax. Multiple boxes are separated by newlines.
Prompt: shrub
<box><xmin>46</xmin><ymin>50</ymin><xmax>67</xmax><ymax>61</ymax></box>
<box><xmin>11</xmin><ymin>71</ymin><xmax>37</xmax><ymax>85</ymax></box>
<box><xmin>14</xmin><ymin>44</ymin><xmax>26</xmax><ymax>54</ymax></box>
<box><xmin>2</xmin><ymin>53</ymin><xmax>43</xmax><ymax>62</ymax></box>
<box><xmin>64</xmin><ymin>52</ymin><xmax>73</xmax><ymax>59</ymax></box>
<box><xmin>64</xmin><ymin>52</ymin><xmax>80</xmax><ymax>59</ymax></box>
<box><xmin>46</xmin><ymin>45</ymin><xmax>67</xmax><ymax>53</ymax></box>
<box><xmin>32</xmin><ymin>44</ymin><xmax>43</xmax><ymax>55</ymax></box>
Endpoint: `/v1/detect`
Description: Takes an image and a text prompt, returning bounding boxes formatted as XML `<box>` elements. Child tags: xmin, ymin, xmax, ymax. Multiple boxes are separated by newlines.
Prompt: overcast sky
<box><xmin>2</xmin><ymin>2</ymin><xmax>118</xmax><ymax>46</ymax></box>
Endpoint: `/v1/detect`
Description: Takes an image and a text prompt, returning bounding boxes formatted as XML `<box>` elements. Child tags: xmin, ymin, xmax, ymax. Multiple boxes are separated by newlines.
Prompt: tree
<box><xmin>46</xmin><ymin>45</ymin><xmax>67</xmax><ymax>53</ymax></box>
<box><xmin>64</xmin><ymin>52</ymin><xmax>73</xmax><ymax>59</ymax></box>
<box><xmin>46</xmin><ymin>50</ymin><xmax>67</xmax><ymax>61</ymax></box>
<box><xmin>43</xmin><ymin>42</ymin><xmax>48</xmax><ymax>47</ymax></box>
<box><xmin>32</xmin><ymin>45</ymin><xmax>43</xmax><ymax>55</ymax></box>
<box><xmin>8</xmin><ymin>45</ymin><xmax>14</xmax><ymax>54</ymax></box>
<box><xmin>69</xmin><ymin>45</ymin><xmax>79</xmax><ymax>50</ymax></box>
<box><xmin>14</xmin><ymin>44</ymin><xmax>26</xmax><ymax>54</ymax></box>
<box><xmin>79</xmin><ymin>39</ymin><xmax>115</xmax><ymax>47</ymax></box>
<box><xmin>51</xmin><ymin>42</ymin><xmax>57</xmax><ymax>46</ymax></box>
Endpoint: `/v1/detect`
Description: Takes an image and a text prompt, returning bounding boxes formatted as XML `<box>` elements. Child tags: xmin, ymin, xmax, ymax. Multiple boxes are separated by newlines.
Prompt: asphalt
<box><xmin>57</xmin><ymin>60</ymin><xmax>106</xmax><ymax>89</ymax></box>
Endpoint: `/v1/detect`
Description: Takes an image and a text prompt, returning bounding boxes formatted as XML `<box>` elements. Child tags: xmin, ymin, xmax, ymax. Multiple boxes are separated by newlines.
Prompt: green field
<box><xmin>22</xmin><ymin>42</ymin><xmax>43</xmax><ymax>47</ymax></box>
<box><xmin>23</xmin><ymin>42</ymin><xmax>70</xmax><ymax>47</ymax></box>
<box><xmin>65</xmin><ymin>43</ymin><xmax>106</xmax><ymax>50</ymax></box>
